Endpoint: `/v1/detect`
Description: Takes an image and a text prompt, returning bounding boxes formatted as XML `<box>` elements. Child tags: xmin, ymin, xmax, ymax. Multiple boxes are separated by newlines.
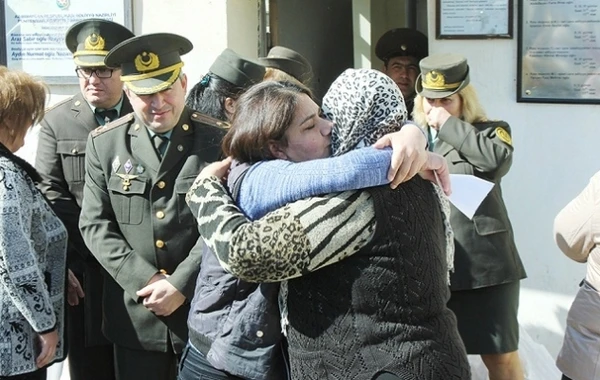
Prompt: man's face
<box><xmin>77</xmin><ymin>66</ymin><xmax>124</xmax><ymax>109</ymax></box>
<box><xmin>125</xmin><ymin>74</ymin><xmax>188</xmax><ymax>134</ymax></box>
<box><xmin>383</xmin><ymin>56</ymin><xmax>420</xmax><ymax>101</ymax></box>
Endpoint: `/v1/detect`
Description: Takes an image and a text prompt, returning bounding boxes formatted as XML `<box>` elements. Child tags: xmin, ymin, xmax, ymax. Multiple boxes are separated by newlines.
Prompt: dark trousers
<box><xmin>0</xmin><ymin>368</ymin><xmax>46</xmax><ymax>380</ymax></box>
<box><xmin>114</xmin><ymin>344</ymin><xmax>181</xmax><ymax>380</ymax></box>
<box><xmin>177</xmin><ymin>343</ymin><xmax>244</xmax><ymax>380</ymax></box>
<box><xmin>67</xmin><ymin>301</ymin><xmax>115</xmax><ymax>380</ymax></box>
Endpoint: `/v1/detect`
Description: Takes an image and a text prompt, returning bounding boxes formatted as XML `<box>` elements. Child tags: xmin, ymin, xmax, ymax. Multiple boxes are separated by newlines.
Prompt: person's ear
<box><xmin>268</xmin><ymin>141</ymin><xmax>288</xmax><ymax>160</ymax></box>
<box><xmin>224</xmin><ymin>97</ymin><xmax>236</xmax><ymax>118</ymax></box>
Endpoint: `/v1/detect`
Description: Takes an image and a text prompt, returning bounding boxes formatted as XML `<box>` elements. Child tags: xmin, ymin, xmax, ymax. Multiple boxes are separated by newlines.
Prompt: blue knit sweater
<box><xmin>239</xmin><ymin>146</ymin><xmax>392</xmax><ymax>219</ymax></box>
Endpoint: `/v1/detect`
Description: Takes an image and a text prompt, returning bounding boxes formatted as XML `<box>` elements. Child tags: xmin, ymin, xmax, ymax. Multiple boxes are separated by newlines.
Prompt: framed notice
<box><xmin>436</xmin><ymin>0</ymin><xmax>513</xmax><ymax>39</ymax></box>
<box><xmin>518</xmin><ymin>1</ymin><xmax>600</xmax><ymax>103</ymax></box>
<box><xmin>0</xmin><ymin>0</ymin><xmax>132</xmax><ymax>84</ymax></box>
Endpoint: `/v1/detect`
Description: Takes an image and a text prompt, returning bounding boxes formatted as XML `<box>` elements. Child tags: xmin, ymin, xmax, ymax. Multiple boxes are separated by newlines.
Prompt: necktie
<box><xmin>95</xmin><ymin>109</ymin><xmax>118</xmax><ymax>125</ymax></box>
<box><xmin>152</xmin><ymin>134</ymin><xmax>169</xmax><ymax>159</ymax></box>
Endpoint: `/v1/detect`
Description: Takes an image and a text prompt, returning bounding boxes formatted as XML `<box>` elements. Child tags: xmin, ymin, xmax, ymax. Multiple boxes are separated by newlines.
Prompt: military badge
<box><xmin>112</xmin><ymin>156</ymin><xmax>121</xmax><ymax>173</ymax></box>
<box><xmin>495</xmin><ymin>127</ymin><xmax>512</xmax><ymax>146</ymax></box>
<box><xmin>56</xmin><ymin>0</ymin><xmax>70</xmax><ymax>10</ymax></box>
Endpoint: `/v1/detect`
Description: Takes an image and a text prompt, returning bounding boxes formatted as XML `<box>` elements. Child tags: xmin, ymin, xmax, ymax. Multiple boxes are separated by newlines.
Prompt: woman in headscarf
<box><xmin>187</xmin><ymin>69</ymin><xmax>470</xmax><ymax>379</ymax></box>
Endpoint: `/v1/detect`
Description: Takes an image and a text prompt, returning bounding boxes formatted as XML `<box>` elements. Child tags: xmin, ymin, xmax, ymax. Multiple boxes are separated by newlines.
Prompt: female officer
<box><xmin>412</xmin><ymin>53</ymin><xmax>527</xmax><ymax>380</ymax></box>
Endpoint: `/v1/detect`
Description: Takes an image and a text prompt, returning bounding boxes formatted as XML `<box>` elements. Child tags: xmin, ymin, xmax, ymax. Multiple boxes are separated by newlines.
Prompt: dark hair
<box><xmin>185</xmin><ymin>73</ymin><xmax>246</xmax><ymax>121</ymax></box>
<box><xmin>222</xmin><ymin>80</ymin><xmax>312</xmax><ymax>163</ymax></box>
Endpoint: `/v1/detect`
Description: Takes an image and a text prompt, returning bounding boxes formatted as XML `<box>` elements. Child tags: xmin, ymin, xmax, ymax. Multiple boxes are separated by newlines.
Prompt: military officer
<box><xmin>79</xmin><ymin>33</ymin><xmax>225</xmax><ymax>380</ymax></box>
<box><xmin>35</xmin><ymin>19</ymin><xmax>134</xmax><ymax>380</ymax></box>
<box><xmin>375</xmin><ymin>28</ymin><xmax>428</xmax><ymax>116</ymax></box>
<box><xmin>412</xmin><ymin>53</ymin><xmax>527</xmax><ymax>380</ymax></box>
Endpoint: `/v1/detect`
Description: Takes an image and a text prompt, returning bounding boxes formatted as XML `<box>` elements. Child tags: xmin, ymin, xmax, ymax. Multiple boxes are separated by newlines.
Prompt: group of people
<box><xmin>0</xmin><ymin>17</ymin><xmax>532</xmax><ymax>380</ymax></box>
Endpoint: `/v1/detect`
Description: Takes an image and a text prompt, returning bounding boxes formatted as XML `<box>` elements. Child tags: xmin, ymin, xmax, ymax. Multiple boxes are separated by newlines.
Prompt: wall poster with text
<box><xmin>518</xmin><ymin>0</ymin><xmax>600</xmax><ymax>103</ymax></box>
<box><xmin>1</xmin><ymin>0</ymin><xmax>132</xmax><ymax>83</ymax></box>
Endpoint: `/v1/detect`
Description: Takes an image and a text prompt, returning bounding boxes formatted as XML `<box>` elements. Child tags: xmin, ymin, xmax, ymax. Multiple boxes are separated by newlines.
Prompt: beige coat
<box><xmin>554</xmin><ymin>170</ymin><xmax>600</xmax><ymax>379</ymax></box>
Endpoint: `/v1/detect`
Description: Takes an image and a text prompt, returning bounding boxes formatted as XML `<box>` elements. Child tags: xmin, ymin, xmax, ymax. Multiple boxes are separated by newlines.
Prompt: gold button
<box><xmin>155</xmin><ymin>240</ymin><xmax>165</xmax><ymax>248</ymax></box>
<box><xmin>177</xmin><ymin>145</ymin><xmax>183</xmax><ymax>152</ymax></box>
<box><xmin>182</xmin><ymin>124</ymin><xmax>189</xmax><ymax>131</ymax></box>
<box><xmin>192</xmin><ymin>113</ymin><xmax>198</xmax><ymax>118</ymax></box>
<box><xmin>74</xmin><ymin>100</ymin><xmax>81</xmax><ymax>106</ymax></box>
<box><xmin>256</xmin><ymin>330</ymin><xmax>264</xmax><ymax>338</ymax></box>
<box><xmin>71</xmin><ymin>148</ymin><xmax>78</xmax><ymax>154</ymax></box>
<box><xmin>157</xmin><ymin>181</ymin><xmax>166</xmax><ymax>189</ymax></box>
<box><xmin>159</xmin><ymin>269</ymin><xmax>168</xmax><ymax>275</ymax></box>
<box><xmin>156</xmin><ymin>210</ymin><xmax>165</xmax><ymax>219</ymax></box>
<box><xmin>134</xmin><ymin>124</ymin><xmax>140</xmax><ymax>131</ymax></box>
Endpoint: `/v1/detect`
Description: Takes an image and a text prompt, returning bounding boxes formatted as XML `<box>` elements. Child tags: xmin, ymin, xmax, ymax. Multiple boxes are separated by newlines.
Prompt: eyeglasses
<box><xmin>75</xmin><ymin>67</ymin><xmax>114</xmax><ymax>79</ymax></box>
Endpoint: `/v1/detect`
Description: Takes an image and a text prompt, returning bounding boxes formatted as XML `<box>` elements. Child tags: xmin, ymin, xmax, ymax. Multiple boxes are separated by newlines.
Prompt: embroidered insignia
<box><xmin>112</xmin><ymin>157</ymin><xmax>121</xmax><ymax>173</ymax></box>
<box><xmin>134</xmin><ymin>51</ymin><xmax>160</xmax><ymax>72</ymax></box>
<box><xmin>495</xmin><ymin>127</ymin><xmax>512</xmax><ymax>146</ymax></box>
<box><xmin>124</xmin><ymin>159</ymin><xmax>133</xmax><ymax>174</ymax></box>
<box><xmin>84</xmin><ymin>33</ymin><xmax>105</xmax><ymax>51</ymax></box>
<box><xmin>136</xmin><ymin>165</ymin><xmax>145</xmax><ymax>174</ymax></box>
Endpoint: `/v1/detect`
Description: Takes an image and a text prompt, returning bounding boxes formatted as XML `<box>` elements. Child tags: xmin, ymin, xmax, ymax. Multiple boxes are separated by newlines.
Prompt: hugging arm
<box><xmin>186</xmin><ymin>176</ymin><xmax>376</xmax><ymax>282</ymax></box>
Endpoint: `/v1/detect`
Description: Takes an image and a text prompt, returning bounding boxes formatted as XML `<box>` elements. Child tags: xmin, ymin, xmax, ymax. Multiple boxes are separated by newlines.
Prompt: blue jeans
<box><xmin>177</xmin><ymin>343</ymin><xmax>244</xmax><ymax>380</ymax></box>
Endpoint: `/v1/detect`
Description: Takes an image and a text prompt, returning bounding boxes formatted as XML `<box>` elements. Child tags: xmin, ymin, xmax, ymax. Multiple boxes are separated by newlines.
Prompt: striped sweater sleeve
<box><xmin>186</xmin><ymin>176</ymin><xmax>376</xmax><ymax>282</ymax></box>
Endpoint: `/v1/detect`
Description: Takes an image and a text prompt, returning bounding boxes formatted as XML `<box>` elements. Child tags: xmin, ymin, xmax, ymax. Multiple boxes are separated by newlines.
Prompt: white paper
<box><xmin>447</xmin><ymin>174</ymin><xmax>494</xmax><ymax>219</ymax></box>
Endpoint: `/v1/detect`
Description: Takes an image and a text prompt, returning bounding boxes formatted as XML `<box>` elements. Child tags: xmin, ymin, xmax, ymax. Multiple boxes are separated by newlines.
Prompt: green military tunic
<box><xmin>433</xmin><ymin>116</ymin><xmax>527</xmax><ymax>291</ymax></box>
<box><xmin>36</xmin><ymin>92</ymin><xmax>133</xmax><ymax>347</ymax></box>
<box><xmin>79</xmin><ymin>106</ymin><xmax>225</xmax><ymax>352</ymax></box>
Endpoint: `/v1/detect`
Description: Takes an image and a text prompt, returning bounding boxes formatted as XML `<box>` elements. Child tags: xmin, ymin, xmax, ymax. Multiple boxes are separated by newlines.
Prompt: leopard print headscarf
<box><xmin>323</xmin><ymin>68</ymin><xmax>407</xmax><ymax>157</ymax></box>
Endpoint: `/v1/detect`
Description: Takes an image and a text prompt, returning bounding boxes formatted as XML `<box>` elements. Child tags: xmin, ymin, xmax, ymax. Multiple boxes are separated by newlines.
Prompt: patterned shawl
<box><xmin>323</xmin><ymin>68</ymin><xmax>407</xmax><ymax>156</ymax></box>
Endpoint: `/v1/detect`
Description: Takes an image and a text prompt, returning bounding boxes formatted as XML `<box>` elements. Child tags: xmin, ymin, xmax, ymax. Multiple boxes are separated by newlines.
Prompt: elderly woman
<box><xmin>412</xmin><ymin>53</ymin><xmax>527</xmax><ymax>380</ymax></box>
<box><xmin>554</xmin><ymin>171</ymin><xmax>600</xmax><ymax>380</ymax></box>
<box><xmin>187</xmin><ymin>70</ymin><xmax>470</xmax><ymax>379</ymax></box>
<box><xmin>185</xmin><ymin>49</ymin><xmax>265</xmax><ymax>122</ymax></box>
<box><xmin>0</xmin><ymin>66</ymin><xmax>68</xmax><ymax>379</ymax></box>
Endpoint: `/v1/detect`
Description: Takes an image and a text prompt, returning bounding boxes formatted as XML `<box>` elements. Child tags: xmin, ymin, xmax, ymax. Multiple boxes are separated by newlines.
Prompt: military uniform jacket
<box><xmin>36</xmin><ymin>92</ymin><xmax>133</xmax><ymax>346</ymax></box>
<box><xmin>433</xmin><ymin>117</ymin><xmax>526</xmax><ymax>291</ymax></box>
<box><xmin>79</xmin><ymin>107</ymin><xmax>224</xmax><ymax>352</ymax></box>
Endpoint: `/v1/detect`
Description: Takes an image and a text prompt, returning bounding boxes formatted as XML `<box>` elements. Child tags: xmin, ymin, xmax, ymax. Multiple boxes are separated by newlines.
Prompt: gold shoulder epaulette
<box><xmin>190</xmin><ymin>111</ymin><xmax>230</xmax><ymax>129</ymax></box>
<box><xmin>44</xmin><ymin>97</ymin><xmax>72</xmax><ymax>113</ymax></box>
<box><xmin>91</xmin><ymin>113</ymin><xmax>135</xmax><ymax>138</ymax></box>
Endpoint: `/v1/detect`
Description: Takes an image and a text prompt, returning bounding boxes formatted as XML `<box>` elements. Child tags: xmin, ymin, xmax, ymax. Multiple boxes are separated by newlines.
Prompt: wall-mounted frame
<box><xmin>517</xmin><ymin>1</ymin><xmax>600</xmax><ymax>104</ymax></box>
<box><xmin>0</xmin><ymin>0</ymin><xmax>133</xmax><ymax>85</ymax></box>
<box><xmin>436</xmin><ymin>0</ymin><xmax>513</xmax><ymax>39</ymax></box>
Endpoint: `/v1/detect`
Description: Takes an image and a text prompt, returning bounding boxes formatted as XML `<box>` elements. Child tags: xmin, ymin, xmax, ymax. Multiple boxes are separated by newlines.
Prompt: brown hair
<box><xmin>222</xmin><ymin>80</ymin><xmax>312</xmax><ymax>163</ymax></box>
<box><xmin>0</xmin><ymin>66</ymin><xmax>47</xmax><ymax>139</ymax></box>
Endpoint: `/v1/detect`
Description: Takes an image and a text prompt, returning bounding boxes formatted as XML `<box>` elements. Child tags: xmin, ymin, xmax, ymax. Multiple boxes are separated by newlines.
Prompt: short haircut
<box><xmin>0</xmin><ymin>66</ymin><xmax>46</xmax><ymax>135</ymax></box>
<box><xmin>222</xmin><ymin>80</ymin><xmax>313</xmax><ymax>163</ymax></box>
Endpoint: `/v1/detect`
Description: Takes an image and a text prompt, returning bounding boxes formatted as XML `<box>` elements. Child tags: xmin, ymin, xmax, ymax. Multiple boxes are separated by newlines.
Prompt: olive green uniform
<box><xmin>79</xmin><ymin>108</ymin><xmax>224</xmax><ymax>355</ymax></box>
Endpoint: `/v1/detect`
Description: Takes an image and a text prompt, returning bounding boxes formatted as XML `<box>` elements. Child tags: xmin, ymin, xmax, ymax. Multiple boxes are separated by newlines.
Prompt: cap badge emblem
<box><xmin>85</xmin><ymin>33</ymin><xmax>105</xmax><ymax>51</ymax></box>
<box><xmin>423</xmin><ymin>70</ymin><xmax>446</xmax><ymax>89</ymax></box>
<box><xmin>135</xmin><ymin>51</ymin><xmax>160</xmax><ymax>72</ymax></box>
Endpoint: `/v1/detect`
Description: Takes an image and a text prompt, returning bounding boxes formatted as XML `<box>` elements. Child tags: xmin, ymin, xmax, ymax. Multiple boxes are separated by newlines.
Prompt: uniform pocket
<box><xmin>108</xmin><ymin>175</ymin><xmax>147</xmax><ymax>224</ymax></box>
<box><xmin>175</xmin><ymin>177</ymin><xmax>196</xmax><ymax>224</ymax></box>
<box><xmin>57</xmin><ymin>140</ymin><xmax>87</xmax><ymax>183</ymax></box>
<box><xmin>473</xmin><ymin>214</ymin><xmax>507</xmax><ymax>236</ymax></box>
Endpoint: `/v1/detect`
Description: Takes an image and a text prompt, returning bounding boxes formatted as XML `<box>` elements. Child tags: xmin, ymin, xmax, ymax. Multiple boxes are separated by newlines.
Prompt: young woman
<box><xmin>0</xmin><ymin>66</ymin><xmax>68</xmax><ymax>379</ymax></box>
<box><xmin>187</xmin><ymin>69</ymin><xmax>470</xmax><ymax>380</ymax></box>
<box><xmin>413</xmin><ymin>53</ymin><xmax>527</xmax><ymax>380</ymax></box>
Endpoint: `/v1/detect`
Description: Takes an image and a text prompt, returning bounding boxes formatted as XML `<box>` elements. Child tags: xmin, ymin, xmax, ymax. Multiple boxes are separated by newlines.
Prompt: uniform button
<box><xmin>155</xmin><ymin>240</ymin><xmax>165</xmax><ymax>248</ymax></box>
<box><xmin>182</xmin><ymin>124</ymin><xmax>189</xmax><ymax>131</ymax></box>
<box><xmin>71</xmin><ymin>148</ymin><xmax>78</xmax><ymax>154</ymax></box>
<box><xmin>74</xmin><ymin>100</ymin><xmax>81</xmax><ymax>106</ymax></box>
<box><xmin>134</xmin><ymin>124</ymin><xmax>140</xmax><ymax>131</ymax></box>
<box><xmin>157</xmin><ymin>181</ymin><xmax>166</xmax><ymax>189</ymax></box>
<box><xmin>156</xmin><ymin>210</ymin><xmax>165</xmax><ymax>219</ymax></box>
<box><xmin>256</xmin><ymin>330</ymin><xmax>264</xmax><ymax>338</ymax></box>
<box><xmin>177</xmin><ymin>145</ymin><xmax>183</xmax><ymax>152</ymax></box>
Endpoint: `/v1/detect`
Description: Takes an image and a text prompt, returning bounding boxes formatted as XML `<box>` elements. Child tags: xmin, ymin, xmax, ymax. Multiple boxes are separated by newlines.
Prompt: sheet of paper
<box><xmin>448</xmin><ymin>174</ymin><xmax>494</xmax><ymax>219</ymax></box>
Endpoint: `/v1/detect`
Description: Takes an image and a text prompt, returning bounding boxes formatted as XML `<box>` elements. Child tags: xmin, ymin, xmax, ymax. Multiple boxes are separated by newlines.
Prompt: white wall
<box><xmin>425</xmin><ymin>0</ymin><xmax>600</xmax><ymax>356</ymax></box>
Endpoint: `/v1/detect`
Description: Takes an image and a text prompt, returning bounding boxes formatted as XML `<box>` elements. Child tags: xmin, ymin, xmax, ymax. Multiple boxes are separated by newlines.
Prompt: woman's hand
<box><xmin>36</xmin><ymin>329</ymin><xmax>58</xmax><ymax>368</ymax></box>
<box><xmin>419</xmin><ymin>152</ymin><xmax>452</xmax><ymax>195</ymax></box>
<box><xmin>427</xmin><ymin>107</ymin><xmax>452</xmax><ymax>130</ymax></box>
<box><xmin>67</xmin><ymin>269</ymin><xmax>84</xmax><ymax>306</ymax></box>
<box><xmin>373</xmin><ymin>124</ymin><xmax>427</xmax><ymax>189</ymax></box>
<box><xmin>198</xmin><ymin>157</ymin><xmax>233</xmax><ymax>181</ymax></box>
